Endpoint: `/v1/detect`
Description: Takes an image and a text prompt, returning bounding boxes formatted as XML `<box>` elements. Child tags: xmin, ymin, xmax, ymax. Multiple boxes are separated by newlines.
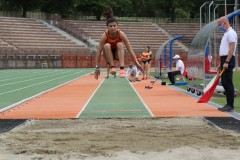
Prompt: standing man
<box><xmin>217</xmin><ymin>16</ymin><xmax>237</xmax><ymax>112</ymax></box>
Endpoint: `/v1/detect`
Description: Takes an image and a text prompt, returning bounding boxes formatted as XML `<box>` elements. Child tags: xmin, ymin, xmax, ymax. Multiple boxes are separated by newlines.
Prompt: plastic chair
<box><xmin>205</xmin><ymin>57</ymin><xmax>217</xmax><ymax>74</ymax></box>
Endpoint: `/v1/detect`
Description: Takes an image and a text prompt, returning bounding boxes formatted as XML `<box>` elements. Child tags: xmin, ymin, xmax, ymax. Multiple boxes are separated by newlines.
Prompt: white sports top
<box><xmin>219</xmin><ymin>27</ymin><xmax>237</xmax><ymax>57</ymax></box>
<box><xmin>176</xmin><ymin>59</ymin><xmax>184</xmax><ymax>74</ymax></box>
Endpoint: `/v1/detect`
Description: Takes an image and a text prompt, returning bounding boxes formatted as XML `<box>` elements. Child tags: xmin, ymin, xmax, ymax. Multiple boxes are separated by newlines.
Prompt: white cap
<box><xmin>173</xmin><ymin>55</ymin><xmax>180</xmax><ymax>59</ymax></box>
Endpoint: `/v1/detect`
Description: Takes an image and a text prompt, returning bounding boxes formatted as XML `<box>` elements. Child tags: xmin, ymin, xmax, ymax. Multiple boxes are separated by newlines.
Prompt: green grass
<box><xmin>151</xmin><ymin>70</ymin><xmax>240</xmax><ymax>112</ymax></box>
<box><xmin>211</xmin><ymin>71</ymin><xmax>240</xmax><ymax>112</ymax></box>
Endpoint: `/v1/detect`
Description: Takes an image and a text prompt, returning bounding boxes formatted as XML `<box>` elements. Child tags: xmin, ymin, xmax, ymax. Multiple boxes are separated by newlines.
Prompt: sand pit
<box><xmin>0</xmin><ymin>117</ymin><xmax>240</xmax><ymax>160</ymax></box>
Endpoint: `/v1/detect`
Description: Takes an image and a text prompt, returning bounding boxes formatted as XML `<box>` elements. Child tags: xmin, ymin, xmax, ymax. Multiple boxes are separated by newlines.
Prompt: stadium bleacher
<box><xmin>158</xmin><ymin>23</ymin><xmax>200</xmax><ymax>48</ymax></box>
<box><xmin>58</xmin><ymin>20</ymin><xmax>189</xmax><ymax>56</ymax></box>
<box><xmin>1</xmin><ymin>16</ymin><xmax>238</xmax><ymax>68</ymax></box>
<box><xmin>0</xmin><ymin>17</ymin><xmax>91</xmax><ymax>55</ymax></box>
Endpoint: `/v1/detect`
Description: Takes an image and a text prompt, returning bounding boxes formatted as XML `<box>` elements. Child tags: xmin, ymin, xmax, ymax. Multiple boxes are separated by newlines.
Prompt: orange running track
<box><xmin>0</xmin><ymin>75</ymin><xmax>103</xmax><ymax>119</ymax></box>
<box><xmin>131</xmin><ymin>78</ymin><xmax>230</xmax><ymax>117</ymax></box>
<box><xmin>0</xmin><ymin>75</ymin><xmax>230</xmax><ymax>119</ymax></box>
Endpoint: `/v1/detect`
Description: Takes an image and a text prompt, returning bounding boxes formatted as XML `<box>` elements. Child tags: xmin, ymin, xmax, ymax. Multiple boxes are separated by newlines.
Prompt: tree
<box><xmin>74</xmin><ymin>0</ymin><xmax>116</xmax><ymax>20</ymax></box>
<box><xmin>110</xmin><ymin>0</ymin><xmax>132</xmax><ymax>17</ymax></box>
<box><xmin>41</xmin><ymin>0</ymin><xmax>74</xmax><ymax>16</ymax></box>
<box><xmin>0</xmin><ymin>0</ymin><xmax>43</xmax><ymax>17</ymax></box>
<box><xmin>155</xmin><ymin>0</ymin><xmax>195</xmax><ymax>22</ymax></box>
<box><xmin>0</xmin><ymin>0</ymin><xmax>213</xmax><ymax>20</ymax></box>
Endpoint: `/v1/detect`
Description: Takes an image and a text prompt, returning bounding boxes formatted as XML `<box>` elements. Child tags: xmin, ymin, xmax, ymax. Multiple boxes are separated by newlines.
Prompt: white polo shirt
<box><xmin>219</xmin><ymin>27</ymin><xmax>237</xmax><ymax>57</ymax></box>
<box><xmin>176</xmin><ymin>59</ymin><xmax>184</xmax><ymax>74</ymax></box>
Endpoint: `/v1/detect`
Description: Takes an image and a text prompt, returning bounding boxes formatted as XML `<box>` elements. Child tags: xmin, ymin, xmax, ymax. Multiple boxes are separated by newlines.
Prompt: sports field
<box><xmin>0</xmin><ymin>68</ymin><xmax>240</xmax><ymax>159</ymax></box>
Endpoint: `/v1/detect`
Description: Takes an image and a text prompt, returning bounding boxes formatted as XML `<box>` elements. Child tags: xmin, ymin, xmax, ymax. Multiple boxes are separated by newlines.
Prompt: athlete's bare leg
<box><xmin>116</xmin><ymin>42</ymin><xmax>125</xmax><ymax>67</ymax></box>
<box><xmin>103</xmin><ymin>43</ymin><xmax>114</xmax><ymax>67</ymax></box>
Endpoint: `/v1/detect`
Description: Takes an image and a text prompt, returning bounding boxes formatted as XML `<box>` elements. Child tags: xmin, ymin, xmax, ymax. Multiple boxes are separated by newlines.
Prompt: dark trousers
<box><xmin>168</xmin><ymin>70</ymin><xmax>181</xmax><ymax>85</ymax></box>
<box><xmin>220</xmin><ymin>56</ymin><xmax>235</xmax><ymax>107</ymax></box>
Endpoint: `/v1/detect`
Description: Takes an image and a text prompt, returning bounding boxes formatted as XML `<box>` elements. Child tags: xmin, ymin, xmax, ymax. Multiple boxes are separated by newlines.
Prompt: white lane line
<box><xmin>0</xmin><ymin>70</ymin><xmax>75</xmax><ymax>87</ymax></box>
<box><xmin>128</xmin><ymin>79</ymin><xmax>154</xmax><ymax>117</ymax></box>
<box><xmin>0</xmin><ymin>71</ymin><xmax>84</xmax><ymax>96</ymax></box>
<box><xmin>0</xmin><ymin>69</ymin><xmax>50</xmax><ymax>79</ymax></box>
<box><xmin>0</xmin><ymin>70</ymin><xmax>47</xmax><ymax>78</ymax></box>
<box><xmin>0</xmin><ymin>70</ymin><xmax>61</xmax><ymax>82</ymax></box>
<box><xmin>75</xmin><ymin>78</ymin><xmax>105</xmax><ymax>118</ymax></box>
<box><xmin>0</xmin><ymin>71</ymin><xmax>91</xmax><ymax>113</ymax></box>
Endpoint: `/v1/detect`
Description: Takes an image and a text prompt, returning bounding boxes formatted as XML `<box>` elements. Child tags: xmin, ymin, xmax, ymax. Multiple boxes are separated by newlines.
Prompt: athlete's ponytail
<box><xmin>102</xmin><ymin>7</ymin><xmax>118</xmax><ymax>26</ymax></box>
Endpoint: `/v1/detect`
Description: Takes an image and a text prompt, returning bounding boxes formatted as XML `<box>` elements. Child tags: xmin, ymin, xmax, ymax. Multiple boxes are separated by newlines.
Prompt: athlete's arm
<box><xmin>94</xmin><ymin>33</ymin><xmax>107</xmax><ymax>80</ymax></box>
<box><xmin>120</xmin><ymin>31</ymin><xmax>144</xmax><ymax>74</ymax></box>
<box><xmin>96</xmin><ymin>33</ymin><xmax>107</xmax><ymax>67</ymax></box>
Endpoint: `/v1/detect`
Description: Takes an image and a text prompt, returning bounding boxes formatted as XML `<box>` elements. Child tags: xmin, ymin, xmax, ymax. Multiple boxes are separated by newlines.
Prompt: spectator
<box><xmin>140</xmin><ymin>46</ymin><xmax>151</xmax><ymax>80</ymax></box>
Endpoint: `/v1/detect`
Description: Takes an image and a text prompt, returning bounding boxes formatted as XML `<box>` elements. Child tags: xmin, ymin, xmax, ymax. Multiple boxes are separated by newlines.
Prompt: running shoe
<box><xmin>110</xmin><ymin>67</ymin><xmax>116</xmax><ymax>76</ymax></box>
<box><xmin>119</xmin><ymin>69</ymin><xmax>125</xmax><ymax>78</ymax></box>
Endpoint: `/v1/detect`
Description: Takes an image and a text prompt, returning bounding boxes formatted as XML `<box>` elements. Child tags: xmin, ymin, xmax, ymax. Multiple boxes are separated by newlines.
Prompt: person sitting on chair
<box><xmin>168</xmin><ymin>54</ymin><xmax>185</xmax><ymax>85</ymax></box>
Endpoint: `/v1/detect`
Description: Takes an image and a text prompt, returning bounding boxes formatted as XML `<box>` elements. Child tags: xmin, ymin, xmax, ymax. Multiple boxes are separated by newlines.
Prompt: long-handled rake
<box><xmin>145</xmin><ymin>59</ymin><xmax>166</xmax><ymax>89</ymax></box>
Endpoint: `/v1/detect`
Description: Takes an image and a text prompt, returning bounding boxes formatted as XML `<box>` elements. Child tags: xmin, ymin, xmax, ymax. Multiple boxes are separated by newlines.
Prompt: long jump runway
<box><xmin>0</xmin><ymin>74</ymin><xmax>230</xmax><ymax>119</ymax></box>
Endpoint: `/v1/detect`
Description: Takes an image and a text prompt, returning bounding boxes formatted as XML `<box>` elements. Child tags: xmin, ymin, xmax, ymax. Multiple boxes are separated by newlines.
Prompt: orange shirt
<box><xmin>104</xmin><ymin>29</ymin><xmax>123</xmax><ymax>49</ymax></box>
<box><xmin>141</xmin><ymin>51</ymin><xmax>150</xmax><ymax>60</ymax></box>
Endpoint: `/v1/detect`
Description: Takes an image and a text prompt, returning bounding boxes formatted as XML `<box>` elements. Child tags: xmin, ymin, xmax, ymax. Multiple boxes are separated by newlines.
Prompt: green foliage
<box><xmin>212</xmin><ymin>71</ymin><xmax>240</xmax><ymax>112</ymax></box>
<box><xmin>41</xmin><ymin>0</ymin><xmax>74</xmax><ymax>15</ymax></box>
<box><xmin>0</xmin><ymin>0</ymin><xmax>212</xmax><ymax>21</ymax></box>
<box><xmin>0</xmin><ymin>0</ymin><xmax>44</xmax><ymax>17</ymax></box>
<box><xmin>74</xmin><ymin>0</ymin><xmax>116</xmax><ymax>20</ymax></box>
<box><xmin>154</xmin><ymin>0</ymin><xmax>196</xmax><ymax>22</ymax></box>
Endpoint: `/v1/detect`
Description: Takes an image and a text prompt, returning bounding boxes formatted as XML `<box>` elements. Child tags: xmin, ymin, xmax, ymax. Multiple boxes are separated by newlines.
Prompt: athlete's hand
<box><xmin>135</xmin><ymin>61</ymin><xmax>144</xmax><ymax>75</ymax></box>
<box><xmin>94</xmin><ymin>68</ymin><xmax>100</xmax><ymax>80</ymax></box>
